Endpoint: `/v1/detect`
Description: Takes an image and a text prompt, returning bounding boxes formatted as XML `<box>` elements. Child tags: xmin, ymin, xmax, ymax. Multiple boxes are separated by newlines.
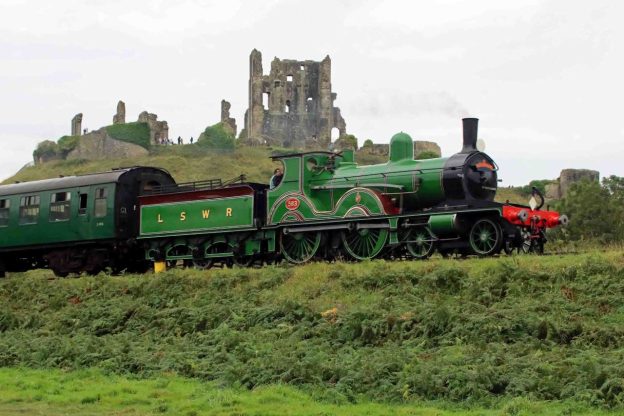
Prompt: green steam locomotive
<box><xmin>0</xmin><ymin>118</ymin><xmax>567</xmax><ymax>276</ymax></box>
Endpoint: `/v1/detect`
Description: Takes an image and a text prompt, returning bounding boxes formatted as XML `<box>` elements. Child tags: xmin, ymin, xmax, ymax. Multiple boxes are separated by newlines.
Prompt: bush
<box><xmin>415</xmin><ymin>150</ymin><xmax>439</xmax><ymax>160</ymax></box>
<box><xmin>32</xmin><ymin>140</ymin><xmax>59</xmax><ymax>161</ymax></box>
<box><xmin>197</xmin><ymin>123</ymin><xmax>235</xmax><ymax>150</ymax></box>
<box><xmin>57</xmin><ymin>135</ymin><xmax>80</xmax><ymax>156</ymax></box>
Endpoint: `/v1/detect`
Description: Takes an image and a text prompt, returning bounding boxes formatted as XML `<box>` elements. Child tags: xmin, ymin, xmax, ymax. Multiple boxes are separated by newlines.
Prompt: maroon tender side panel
<box><xmin>140</xmin><ymin>185</ymin><xmax>254</xmax><ymax>205</ymax></box>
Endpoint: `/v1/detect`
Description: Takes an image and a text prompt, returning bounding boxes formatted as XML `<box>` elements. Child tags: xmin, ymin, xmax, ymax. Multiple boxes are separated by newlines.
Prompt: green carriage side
<box><xmin>0</xmin><ymin>167</ymin><xmax>175</xmax><ymax>276</ymax></box>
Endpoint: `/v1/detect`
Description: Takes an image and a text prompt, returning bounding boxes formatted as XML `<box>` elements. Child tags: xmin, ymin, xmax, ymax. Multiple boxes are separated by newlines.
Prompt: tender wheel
<box><xmin>52</xmin><ymin>268</ymin><xmax>69</xmax><ymax>278</ymax></box>
<box><xmin>233</xmin><ymin>254</ymin><xmax>254</xmax><ymax>267</ymax></box>
<box><xmin>404</xmin><ymin>228</ymin><xmax>435</xmax><ymax>259</ymax></box>
<box><xmin>281</xmin><ymin>231</ymin><xmax>321</xmax><ymax>264</ymax></box>
<box><xmin>192</xmin><ymin>258</ymin><xmax>213</xmax><ymax>270</ymax></box>
<box><xmin>469</xmin><ymin>218</ymin><xmax>502</xmax><ymax>256</ymax></box>
<box><xmin>203</xmin><ymin>242</ymin><xmax>234</xmax><ymax>268</ymax></box>
<box><xmin>341</xmin><ymin>227</ymin><xmax>388</xmax><ymax>260</ymax></box>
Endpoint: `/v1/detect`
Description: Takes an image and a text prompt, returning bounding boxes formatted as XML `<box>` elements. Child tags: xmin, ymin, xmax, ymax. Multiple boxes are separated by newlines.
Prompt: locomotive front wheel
<box><xmin>469</xmin><ymin>219</ymin><xmax>502</xmax><ymax>256</ymax></box>
<box><xmin>405</xmin><ymin>228</ymin><xmax>435</xmax><ymax>260</ymax></box>
<box><xmin>281</xmin><ymin>231</ymin><xmax>322</xmax><ymax>264</ymax></box>
<box><xmin>341</xmin><ymin>228</ymin><xmax>388</xmax><ymax>260</ymax></box>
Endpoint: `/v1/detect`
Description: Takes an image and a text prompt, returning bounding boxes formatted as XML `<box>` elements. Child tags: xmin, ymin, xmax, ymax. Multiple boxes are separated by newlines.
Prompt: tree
<box><xmin>362</xmin><ymin>139</ymin><xmax>374</xmax><ymax>149</ymax></box>
<box><xmin>558</xmin><ymin>179</ymin><xmax>624</xmax><ymax>242</ymax></box>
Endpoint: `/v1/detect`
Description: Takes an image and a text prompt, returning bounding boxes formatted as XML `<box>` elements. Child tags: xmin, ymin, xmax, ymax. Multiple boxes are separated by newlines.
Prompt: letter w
<box><xmin>202</xmin><ymin>210</ymin><xmax>210</xmax><ymax>219</ymax></box>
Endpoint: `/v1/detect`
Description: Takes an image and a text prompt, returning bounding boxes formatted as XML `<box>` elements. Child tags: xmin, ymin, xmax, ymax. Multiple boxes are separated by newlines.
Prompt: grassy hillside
<box><xmin>1</xmin><ymin>252</ymin><xmax>624</xmax><ymax>410</ymax></box>
<box><xmin>4</xmin><ymin>145</ymin><xmax>282</xmax><ymax>185</ymax></box>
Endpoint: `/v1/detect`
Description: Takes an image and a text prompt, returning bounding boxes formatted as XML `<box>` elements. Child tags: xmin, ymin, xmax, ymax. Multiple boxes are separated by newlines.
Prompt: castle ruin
<box><xmin>243</xmin><ymin>49</ymin><xmax>346</xmax><ymax>148</ymax></box>
<box><xmin>71</xmin><ymin>113</ymin><xmax>83</xmax><ymax>136</ymax></box>
<box><xmin>113</xmin><ymin>100</ymin><xmax>126</xmax><ymax>125</ymax></box>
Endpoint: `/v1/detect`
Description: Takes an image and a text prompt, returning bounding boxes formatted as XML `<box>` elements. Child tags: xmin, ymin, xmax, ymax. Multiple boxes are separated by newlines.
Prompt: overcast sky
<box><xmin>1</xmin><ymin>0</ymin><xmax>623</xmax><ymax>185</ymax></box>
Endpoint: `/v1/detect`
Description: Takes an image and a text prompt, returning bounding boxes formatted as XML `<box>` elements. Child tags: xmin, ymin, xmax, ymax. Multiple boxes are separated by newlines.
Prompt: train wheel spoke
<box><xmin>342</xmin><ymin>227</ymin><xmax>388</xmax><ymax>260</ymax></box>
<box><xmin>404</xmin><ymin>228</ymin><xmax>434</xmax><ymax>260</ymax></box>
<box><xmin>281</xmin><ymin>231</ymin><xmax>322</xmax><ymax>264</ymax></box>
<box><xmin>469</xmin><ymin>219</ymin><xmax>502</xmax><ymax>256</ymax></box>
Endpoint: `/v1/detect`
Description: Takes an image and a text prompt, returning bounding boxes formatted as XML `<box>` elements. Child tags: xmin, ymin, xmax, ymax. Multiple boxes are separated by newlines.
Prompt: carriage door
<box><xmin>74</xmin><ymin>186</ymin><xmax>92</xmax><ymax>239</ymax></box>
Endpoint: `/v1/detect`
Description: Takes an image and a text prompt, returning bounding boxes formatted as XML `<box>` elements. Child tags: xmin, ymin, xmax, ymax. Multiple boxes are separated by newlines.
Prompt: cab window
<box><xmin>0</xmin><ymin>199</ymin><xmax>10</xmax><ymax>227</ymax></box>
<box><xmin>19</xmin><ymin>195</ymin><xmax>40</xmax><ymax>225</ymax></box>
<box><xmin>94</xmin><ymin>188</ymin><xmax>108</xmax><ymax>218</ymax></box>
<box><xmin>50</xmin><ymin>191</ymin><xmax>71</xmax><ymax>222</ymax></box>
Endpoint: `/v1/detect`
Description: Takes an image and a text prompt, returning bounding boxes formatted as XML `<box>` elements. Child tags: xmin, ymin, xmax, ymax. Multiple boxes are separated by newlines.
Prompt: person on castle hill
<box><xmin>270</xmin><ymin>168</ymin><xmax>283</xmax><ymax>189</ymax></box>
<box><xmin>190</xmin><ymin>137</ymin><xmax>194</xmax><ymax>144</ymax></box>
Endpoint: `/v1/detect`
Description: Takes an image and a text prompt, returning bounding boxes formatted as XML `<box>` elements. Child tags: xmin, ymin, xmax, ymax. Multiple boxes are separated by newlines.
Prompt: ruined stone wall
<box><xmin>71</xmin><ymin>114</ymin><xmax>82</xmax><ymax>136</ymax></box>
<box><xmin>545</xmin><ymin>169</ymin><xmax>600</xmax><ymax>200</ymax></box>
<box><xmin>220</xmin><ymin>100</ymin><xmax>237</xmax><ymax>136</ymax></box>
<box><xmin>67</xmin><ymin>128</ymin><xmax>148</xmax><ymax>160</ymax></box>
<box><xmin>137</xmin><ymin>111</ymin><xmax>169</xmax><ymax>144</ymax></box>
<box><xmin>113</xmin><ymin>101</ymin><xmax>126</xmax><ymax>125</ymax></box>
<box><xmin>243</xmin><ymin>49</ymin><xmax>346</xmax><ymax>148</ymax></box>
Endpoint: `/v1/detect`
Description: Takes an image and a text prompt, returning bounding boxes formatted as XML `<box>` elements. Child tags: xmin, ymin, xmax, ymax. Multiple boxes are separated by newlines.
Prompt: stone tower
<box><xmin>243</xmin><ymin>49</ymin><xmax>347</xmax><ymax>148</ymax></box>
<box><xmin>113</xmin><ymin>100</ymin><xmax>126</xmax><ymax>124</ymax></box>
<box><xmin>71</xmin><ymin>113</ymin><xmax>83</xmax><ymax>136</ymax></box>
<box><xmin>221</xmin><ymin>99</ymin><xmax>237</xmax><ymax>136</ymax></box>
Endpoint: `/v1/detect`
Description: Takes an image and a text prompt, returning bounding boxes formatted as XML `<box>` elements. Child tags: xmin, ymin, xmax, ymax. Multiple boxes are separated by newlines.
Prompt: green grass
<box><xmin>2</xmin><ymin>251</ymin><xmax>624</xmax><ymax>410</ymax></box>
<box><xmin>0</xmin><ymin>367</ymin><xmax>616</xmax><ymax>415</ymax></box>
<box><xmin>106</xmin><ymin>122</ymin><xmax>151</xmax><ymax>149</ymax></box>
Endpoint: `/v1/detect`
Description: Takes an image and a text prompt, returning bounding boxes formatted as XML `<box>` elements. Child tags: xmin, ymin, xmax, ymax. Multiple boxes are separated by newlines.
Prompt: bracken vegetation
<box><xmin>2</xmin><ymin>252</ymin><xmax>624</xmax><ymax>410</ymax></box>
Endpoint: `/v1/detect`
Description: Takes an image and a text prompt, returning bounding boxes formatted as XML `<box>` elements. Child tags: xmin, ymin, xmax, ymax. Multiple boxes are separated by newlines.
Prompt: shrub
<box><xmin>33</xmin><ymin>140</ymin><xmax>59</xmax><ymax>161</ymax></box>
<box><xmin>415</xmin><ymin>150</ymin><xmax>439</xmax><ymax>160</ymax></box>
<box><xmin>57</xmin><ymin>135</ymin><xmax>80</xmax><ymax>156</ymax></box>
<box><xmin>197</xmin><ymin>123</ymin><xmax>235</xmax><ymax>150</ymax></box>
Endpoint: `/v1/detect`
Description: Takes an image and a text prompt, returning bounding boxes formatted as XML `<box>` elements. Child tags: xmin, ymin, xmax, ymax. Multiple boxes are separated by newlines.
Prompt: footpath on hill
<box><xmin>1</xmin><ymin>252</ymin><xmax>624</xmax><ymax>412</ymax></box>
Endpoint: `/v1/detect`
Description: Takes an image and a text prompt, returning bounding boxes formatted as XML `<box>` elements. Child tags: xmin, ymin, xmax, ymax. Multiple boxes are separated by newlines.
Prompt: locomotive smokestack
<box><xmin>462</xmin><ymin>118</ymin><xmax>478</xmax><ymax>153</ymax></box>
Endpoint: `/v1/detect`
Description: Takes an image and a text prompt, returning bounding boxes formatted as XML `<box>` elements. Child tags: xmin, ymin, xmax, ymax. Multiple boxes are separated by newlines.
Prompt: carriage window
<box><xmin>0</xmin><ymin>199</ymin><xmax>10</xmax><ymax>227</ymax></box>
<box><xmin>78</xmin><ymin>193</ymin><xmax>88</xmax><ymax>215</ymax></box>
<box><xmin>94</xmin><ymin>188</ymin><xmax>108</xmax><ymax>218</ymax></box>
<box><xmin>50</xmin><ymin>191</ymin><xmax>71</xmax><ymax>222</ymax></box>
<box><xmin>19</xmin><ymin>195</ymin><xmax>40</xmax><ymax>225</ymax></box>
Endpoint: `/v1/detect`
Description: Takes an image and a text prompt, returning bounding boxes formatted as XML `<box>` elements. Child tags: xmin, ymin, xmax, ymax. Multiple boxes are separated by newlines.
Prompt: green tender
<box><xmin>139</xmin><ymin>195</ymin><xmax>255</xmax><ymax>237</ymax></box>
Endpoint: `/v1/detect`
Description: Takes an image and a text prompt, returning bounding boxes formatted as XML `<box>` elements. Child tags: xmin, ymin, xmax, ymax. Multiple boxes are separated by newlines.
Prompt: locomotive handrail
<box><xmin>270</xmin><ymin>151</ymin><xmax>338</xmax><ymax>160</ymax></box>
<box><xmin>144</xmin><ymin>174</ymin><xmax>246</xmax><ymax>195</ymax></box>
<box><xmin>310</xmin><ymin>183</ymin><xmax>404</xmax><ymax>191</ymax></box>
